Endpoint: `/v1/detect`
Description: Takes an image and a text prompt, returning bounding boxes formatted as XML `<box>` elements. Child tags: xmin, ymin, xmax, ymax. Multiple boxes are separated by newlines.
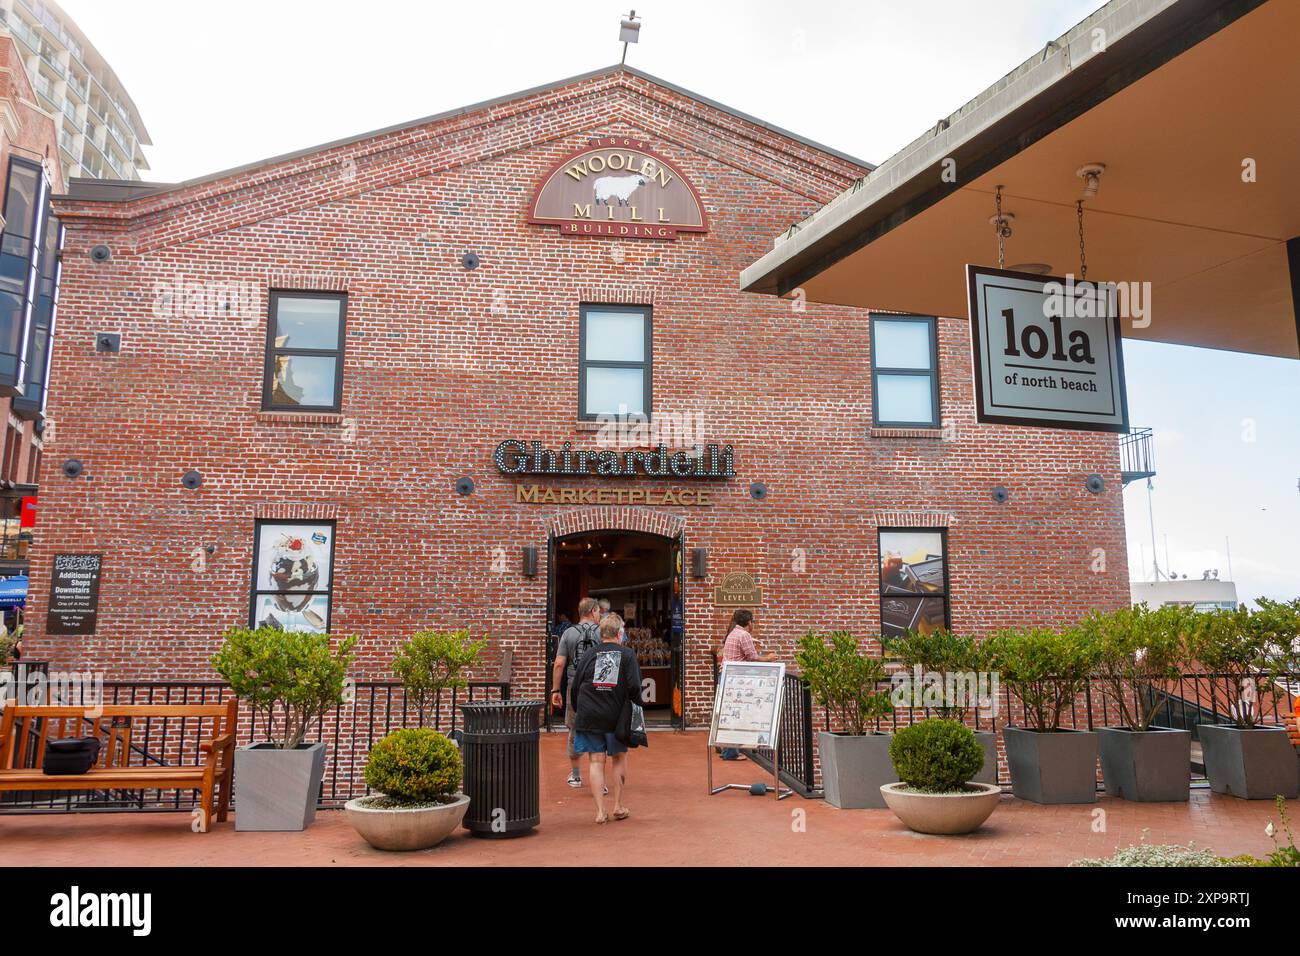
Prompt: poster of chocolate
<box><xmin>252</xmin><ymin>523</ymin><xmax>333</xmax><ymax>632</ymax></box>
<box><xmin>46</xmin><ymin>553</ymin><xmax>103</xmax><ymax>635</ymax></box>
<box><xmin>879</xmin><ymin>531</ymin><xmax>948</xmax><ymax>637</ymax></box>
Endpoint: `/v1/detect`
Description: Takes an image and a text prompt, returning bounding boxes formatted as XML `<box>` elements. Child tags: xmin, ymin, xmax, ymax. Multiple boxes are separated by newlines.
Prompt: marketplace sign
<box><xmin>529</xmin><ymin>137</ymin><xmax>708</xmax><ymax>240</ymax></box>
<box><xmin>966</xmin><ymin>265</ymin><xmax>1129</xmax><ymax>433</ymax></box>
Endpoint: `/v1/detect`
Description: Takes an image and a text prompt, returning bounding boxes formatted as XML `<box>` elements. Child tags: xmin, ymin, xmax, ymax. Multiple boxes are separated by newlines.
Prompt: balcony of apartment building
<box><xmin>1120</xmin><ymin>427</ymin><xmax>1157</xmax><ymax>486</ymax></box>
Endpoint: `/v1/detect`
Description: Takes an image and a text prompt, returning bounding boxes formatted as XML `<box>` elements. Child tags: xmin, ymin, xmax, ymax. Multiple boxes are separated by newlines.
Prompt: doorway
<box><xmin>547</xmin><ymin>530</ymin><xmax>684</xmax><ymax>729</ymax></box>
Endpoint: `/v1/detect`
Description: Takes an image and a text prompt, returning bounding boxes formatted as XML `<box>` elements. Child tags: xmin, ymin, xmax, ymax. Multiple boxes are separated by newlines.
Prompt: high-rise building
<box><xmin>0</xmin><ymin>0</ymin><xmax>150</xmax><ymax>182</ymax></box>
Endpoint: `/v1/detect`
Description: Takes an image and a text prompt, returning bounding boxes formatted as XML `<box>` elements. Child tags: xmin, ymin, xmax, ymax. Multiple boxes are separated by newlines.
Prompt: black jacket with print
<box><xmin>571</xmin><ymin>641</ymin><xmax>644</xmax><ymax>734</ymax></box>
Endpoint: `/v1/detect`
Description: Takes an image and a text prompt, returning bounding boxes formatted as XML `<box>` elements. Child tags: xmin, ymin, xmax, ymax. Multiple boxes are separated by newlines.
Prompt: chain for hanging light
<box><xmin>1076</xmin><ymin>200</ymin><xmax>1088</xmax><ymax>281</ymax></box>
<box><xmin>995</xmin><ymin>186</ymin><xmax>1006</xmax><ymax>269</ymax></box>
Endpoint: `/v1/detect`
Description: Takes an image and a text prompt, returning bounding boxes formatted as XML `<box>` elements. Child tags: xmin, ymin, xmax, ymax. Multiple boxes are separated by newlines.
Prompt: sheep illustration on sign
<box><xmin>529</xmin><ymin>136</ymin><xmax>709</xmax><ymax>240</ymax></box>
<box><xmin>594</xmin><ymin>174</ymin><xmax>646</xmax><ymax>206</ymax></box>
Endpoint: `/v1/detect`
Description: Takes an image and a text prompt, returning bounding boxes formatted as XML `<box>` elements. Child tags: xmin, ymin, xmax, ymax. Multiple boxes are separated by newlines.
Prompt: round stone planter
<box><xmin>879</xmin><ymin>782</ymin><xmax>1002</xmax><ymax>835</ymax></box>
<box><xmin>345</xmin><ymin>793</ymin><xmax>471</xmax><ymax>851</ymax></box>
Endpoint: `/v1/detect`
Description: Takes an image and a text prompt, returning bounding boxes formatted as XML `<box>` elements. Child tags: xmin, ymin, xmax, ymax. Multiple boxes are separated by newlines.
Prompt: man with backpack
<box><xmin>551</xmin><ymin>597</ymin><xmax>602</xmax><ymax>788</ymax></box>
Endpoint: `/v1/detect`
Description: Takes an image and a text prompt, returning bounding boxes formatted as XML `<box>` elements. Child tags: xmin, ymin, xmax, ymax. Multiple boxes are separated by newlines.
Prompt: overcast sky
<box><xmin>58</xmin><ymin>0</ymin><xmax>1299</xmax><ymax>604</ymax></box>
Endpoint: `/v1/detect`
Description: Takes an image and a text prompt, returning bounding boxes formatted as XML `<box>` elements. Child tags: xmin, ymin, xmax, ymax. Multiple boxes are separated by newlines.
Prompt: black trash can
<box><xmin>459</xmin><ymin>700</ymin><xmax>542</xmax><ymax>838</ymax></box>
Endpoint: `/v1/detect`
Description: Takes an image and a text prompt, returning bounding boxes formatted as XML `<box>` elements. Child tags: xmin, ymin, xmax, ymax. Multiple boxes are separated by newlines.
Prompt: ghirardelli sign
<box><xmin>529</xmin><ymin>136</ymin><xmax>708</xmax><ymax>240</ymax></box>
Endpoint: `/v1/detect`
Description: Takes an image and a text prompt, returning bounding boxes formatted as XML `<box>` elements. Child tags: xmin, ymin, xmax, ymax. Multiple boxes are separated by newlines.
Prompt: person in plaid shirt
<box><xmin>718</xmin><ymin>609</ymin><xmax>776</xmax><ymax>760</ymax></box>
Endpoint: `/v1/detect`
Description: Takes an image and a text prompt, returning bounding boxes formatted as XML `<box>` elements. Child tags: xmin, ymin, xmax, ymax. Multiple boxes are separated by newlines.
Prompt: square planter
<box><xmin>972</xmin><ymin>730</ymin><xmax>998</xmax><ymax>785</ymax></box>
<box><xmin>1003</xmin><ymin>727</ymin><xmax>1097</xmax><ymax>804</ymax></box>
<box><xmin>1097</xmin><ymin>726</ymin><xmax>1191</xmax><ymax>802</ymax></box>
<box><xmin>818</xmin><ymin>732</ymin><xmax>894</xmax><ymax>809</ymax></box>
<box><xmin>233</xmin><ymin>742</ymin><xmax>327</xmax><ymax>831</ymax></box>
<box><xmin>1198</xmin><ymin>723</ymin><xmax>1300</xmax><ymax>800</ymax></box>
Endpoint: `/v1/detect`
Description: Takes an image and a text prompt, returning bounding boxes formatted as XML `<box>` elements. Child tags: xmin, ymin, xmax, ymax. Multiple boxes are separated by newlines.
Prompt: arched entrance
<box><xmin>545</xmin><ymin>509</ymin><xmax>687</xmax><ymax>731</ymax></box>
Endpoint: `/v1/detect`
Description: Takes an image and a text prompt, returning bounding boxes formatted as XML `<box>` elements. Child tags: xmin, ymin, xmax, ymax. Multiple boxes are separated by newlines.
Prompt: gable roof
<box><xmin>63</xmin><ymin>64</ymin><xmax>872</xmax><ymax>205</ymax></box>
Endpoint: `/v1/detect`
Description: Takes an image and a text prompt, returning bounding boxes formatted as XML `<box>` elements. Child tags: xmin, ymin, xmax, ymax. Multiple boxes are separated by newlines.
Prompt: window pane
<box><xmin>881</xmin><ymin>531</ymin><xmax>945</xmax><ymax>595</ymax></box>
<box><xmin>274</xmin><ymin>297</ymin><xmax>342</xmax><ymax>350</ymax></box>
<box><xmin>881</xmin><ymin>596</ymin><xmax>947</xmax><ymax>637</ymax></box>
<box><xmin>253</xmin><ymin>593</ymin><xmax>329</xmax><ymax>632</ymax></box>
<box><xmin>876</xmin><ymin>374</ymin><xmax>933</xmax><ymax>424</ymax></box>
<box><xmin>584</xmin><ymin>366</ymin><xmax>645</xmax><ymax>415</ymax></box>
<box><xmin>874</xmin><ymin>320</ymin><xmax>932</xmax><ymax>369</ymax></box>
<box><xmin>2</xmin><ymin>164</ymin><xmax>38</xmax><ymax>240</ymax></box>
<box><xmin>585</xmin><ymin>310</ymin><xmax>645</xmax><ymax>362</ymax></box>
<box><xmin>255</xmin><ymin>522</ymin><xmax>333</xmax><ymax>590</ymax></box>
<box><xmin>270</xmin><ymin>354</ymin><xmax>337</xmax><ymax>407</ymax></box>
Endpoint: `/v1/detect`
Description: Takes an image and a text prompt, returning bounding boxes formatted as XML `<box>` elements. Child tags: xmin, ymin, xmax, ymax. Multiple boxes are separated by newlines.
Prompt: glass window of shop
<box><xmin>871</xmin><ymin>315</ymin><xmax>940</xmax><ymax>427</ymax></box>
<box><xmin>0</xmin><ymin>158</ymin><xmax>48</xmax><ymax>390</ymax></box>
<box><xmin>262</xmin><ymin>292</ymin><xmax>347</xmax><ymax>412</ymax></box>
<box><xmin>579</xmin><ymin>304</ymin><xmax>651</xmax><ymax>419</ymax></box>
<box><xmin>879</xmin><ymin>528</ymin><xmax>950</xmax><ymax>637</ymax></box>
<box><xmin>250</xmin><ymin>520</ymin><xmax>335</xmax><ymax>632</ymax></box>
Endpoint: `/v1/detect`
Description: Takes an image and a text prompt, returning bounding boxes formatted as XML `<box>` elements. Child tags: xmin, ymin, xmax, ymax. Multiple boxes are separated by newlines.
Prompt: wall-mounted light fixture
<box><xmin>691</xmin><ymin>548</ymin><xmax>708</xmax><ymax>579</ymax></box>
<box><xmin>522</xmin><ymin>546</ymin><xmax>538</xmax><ymax>577</ymax></box>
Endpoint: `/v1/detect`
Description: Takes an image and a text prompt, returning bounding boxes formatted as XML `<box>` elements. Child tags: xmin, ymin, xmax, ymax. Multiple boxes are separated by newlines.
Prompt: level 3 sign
<box><xmin>966</xmin><ymin>265</ymin><xmax>1129</xmax><ymax>433</ymax></box>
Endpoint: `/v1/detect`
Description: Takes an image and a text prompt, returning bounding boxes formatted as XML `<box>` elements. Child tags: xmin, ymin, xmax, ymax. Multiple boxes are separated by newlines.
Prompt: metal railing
<box><xmin>782</xmin><ymin>670</ymin><xmax>1297</xmax><ymax>796</ymax></box>
<box><xmin>1120</xmin><ymin>426</ymin><xmax>1156</xmax><ymax>483</ymax></box>
<box><xmin>0</xmin><ymin>676</ymin><xmax>510</xmax><ymax>814</ymax></box>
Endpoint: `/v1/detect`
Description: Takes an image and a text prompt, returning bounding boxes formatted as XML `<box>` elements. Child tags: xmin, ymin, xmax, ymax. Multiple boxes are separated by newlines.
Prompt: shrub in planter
<box><xmin>211</xmin><ymin>626</ymin><xmax>356</xmax><ymax>831</ymax></box>
<box><xmin>881</xmin><ymin>720</ymin><xmax>1000</xmax><ymax>834</ymax></box>
<box><xmin>1083</xmin><ymin>604</ymin><xmax>1194</xmax><ymax>801</ymax></box>
<box><xmin>392</xmin><ymin>629</ymin><xmax>487</xmax><ymax>718</ymax></box>
<box><xmin>0</xmin><ymin>631</ymin><xmax>15</xmax><ymax>667</ymax></box>
<box><xmin>796</xmin><ymin>630</ymin><xmax>893</xmax><ymax>809</ymax></box>
<box><xmin>1186</xmin><ymin>600</ymin><xmax>1300</xmax><ymax>799</ymax></box>
<box><xmin>346</xmin><ymin>728</ymin><xmax>470</xmax><ymax>850</ymax></box>
<box><xmin>884</xmin><ymin>629</ymin><xmax>997</xmax><ymax>782</ymax></box>
<box><xmin>986</xmin><ymin>625</ymin><xmax>1100</xmax><ymax>804</ymax></box>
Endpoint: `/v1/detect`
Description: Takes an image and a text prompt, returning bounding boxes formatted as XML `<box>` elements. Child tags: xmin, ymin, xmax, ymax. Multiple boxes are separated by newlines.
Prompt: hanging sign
<box><xmin>967</xmin><ymin>265</ymin><xmax>1128</xmax><ymax>433</ymax></box>
<box><xmin>46</xmin><ymin>553</ymin><xmax>103</xmax><ymax>635</ymax></box>
<box><xmin>708</xmin><ymin>660</ymin><xmax>785</xmax><ymax>749</ymax></box>
<box><xmin>529</xmin><ymin>137</ymin><xmax>708</xmax><ymax>240</ymax></box>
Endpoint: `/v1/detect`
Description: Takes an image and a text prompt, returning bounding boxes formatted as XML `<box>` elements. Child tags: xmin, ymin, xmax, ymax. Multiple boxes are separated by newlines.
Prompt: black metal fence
<box><xmin>769</xmin><ymin>670</ymin><xmax>1298</xmax><ymax>796</ymax></box>
<box><xmin>0</xmin><ymin>677</ymin><xmax>509</xmax><ymax>814</ymax></box>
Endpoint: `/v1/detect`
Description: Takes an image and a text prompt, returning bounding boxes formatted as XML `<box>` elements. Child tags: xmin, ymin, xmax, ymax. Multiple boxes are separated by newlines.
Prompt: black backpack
<box><xmin>560</xmin><ymin>621</ymin><xmax>601</xmax><ymax>700</ymax></box>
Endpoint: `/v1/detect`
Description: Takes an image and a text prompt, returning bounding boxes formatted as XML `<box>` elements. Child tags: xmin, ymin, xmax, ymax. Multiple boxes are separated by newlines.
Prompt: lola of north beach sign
<box><xmin>529</xmin><ymin>137</ymin><xmax>708</xmax><ymax>239</ymax></box>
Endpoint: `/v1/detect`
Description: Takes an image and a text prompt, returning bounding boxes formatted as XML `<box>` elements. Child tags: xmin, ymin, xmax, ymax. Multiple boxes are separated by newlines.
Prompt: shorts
<box><xmin>573</xmin><ymin>731</ymin><xmax>627</xmax><ymax>756</ymax></box>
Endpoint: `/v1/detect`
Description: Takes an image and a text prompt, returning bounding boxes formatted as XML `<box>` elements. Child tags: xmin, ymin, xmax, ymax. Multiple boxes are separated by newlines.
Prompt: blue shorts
<box><xmin>573</xmin><ymin>731</ymin><xmax>627</xmax><ymax>756</ymax></box>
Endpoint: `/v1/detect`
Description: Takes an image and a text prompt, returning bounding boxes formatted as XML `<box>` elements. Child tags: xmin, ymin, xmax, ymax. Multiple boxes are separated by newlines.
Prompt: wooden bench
<box><xmin>0</xmin><ymin>700</ymin><xmax>237</xmax><ymax>831</ymax></box>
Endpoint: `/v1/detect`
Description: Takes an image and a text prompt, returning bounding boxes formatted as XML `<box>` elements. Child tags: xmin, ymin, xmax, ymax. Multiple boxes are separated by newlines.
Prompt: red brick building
<box><xmin>30</xmin><ymin>66</ymin><xmax>1130</xmax><ymax>724</ymax></box>
<box><xmin>0</xmin><ymin>32</ymin><xmax>65</xmax><ymax>606</ymax></box>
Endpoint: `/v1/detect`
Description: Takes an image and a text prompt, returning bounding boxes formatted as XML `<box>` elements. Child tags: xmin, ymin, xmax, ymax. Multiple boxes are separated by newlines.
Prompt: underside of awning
<box><xmin>741</xmin><ymin>0</ymin><xmax>1300</xmax><ymax>360</ymax></box>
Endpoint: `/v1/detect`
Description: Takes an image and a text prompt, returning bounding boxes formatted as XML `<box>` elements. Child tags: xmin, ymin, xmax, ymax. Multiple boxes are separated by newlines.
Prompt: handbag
<box><xmin>42</xmin><ymin>737</ymin><xmax>102</xmax><ymax>775</ymax></box>
<box><xmin>617</xmin><ymin>698</ymin><xmax>649</xmax><ymax>748</ymax></box>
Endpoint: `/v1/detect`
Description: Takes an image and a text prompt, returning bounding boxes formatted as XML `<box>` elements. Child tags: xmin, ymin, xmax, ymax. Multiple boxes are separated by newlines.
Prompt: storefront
<box><xmin>30</xmin><ymin>65</ymin><xmax>1131</xmax><ymax>723</ymax></box>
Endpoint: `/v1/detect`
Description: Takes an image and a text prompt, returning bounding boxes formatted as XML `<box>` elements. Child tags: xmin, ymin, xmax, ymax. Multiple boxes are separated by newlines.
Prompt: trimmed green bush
<box><xmin>795</xmin><ymin>630</ymin><xmax>892</xmax><ymax>736</ymax></box>
<box><xmin>889</xmin><ymin>719</ymin><xmax>984</xmax><ymax>792</ymax></box>
<box><xmin>363</xmin><ymin>728</ymin><xmax>462</xmax><ymax>805</ymax></box>
<box><xmin>210</xmin><ymin>626</ymin><xmax>356</xmax><ymax>749</ymax></box>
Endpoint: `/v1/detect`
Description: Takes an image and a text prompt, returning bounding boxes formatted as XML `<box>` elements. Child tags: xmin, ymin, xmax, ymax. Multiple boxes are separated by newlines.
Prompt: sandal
<box><xmin>595</xmin><ymin>812</ymin><xmax>609</xmax><ymax>825</ymax></box>
<box><xmin>613</xmin><ymin>808</ymin><xmax>631</xmax><ymax>821</ymax></box>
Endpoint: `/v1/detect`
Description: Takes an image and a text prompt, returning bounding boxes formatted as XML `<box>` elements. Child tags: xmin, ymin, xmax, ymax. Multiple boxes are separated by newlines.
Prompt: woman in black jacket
<box><xmin>569</xmin><ymin>613</ymin><xmax>644</xmax><ymax>823</ymax></box>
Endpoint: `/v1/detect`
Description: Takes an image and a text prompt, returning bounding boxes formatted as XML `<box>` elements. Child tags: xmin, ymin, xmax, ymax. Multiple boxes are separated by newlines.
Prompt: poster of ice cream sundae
<box><xmin>252</xmin><ymin>523</ymin><xmax>333</xmax><ymax>632</ymax></box>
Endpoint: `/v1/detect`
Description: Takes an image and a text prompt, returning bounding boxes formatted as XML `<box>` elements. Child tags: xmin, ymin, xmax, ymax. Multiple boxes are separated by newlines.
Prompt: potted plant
<box><xmin>1084</xmin><ymin>603</ymin><xmax>1194</xmax><ymax>801</ymax></box>
<box><xmin>795</xmin><ymin>629</ymin><xmax>894</xmax><ymax>809</ymax></box>
<box><xmin>1187</xmin><ymin>599</ymin><xmax>1300</xmax><ymax>800</ymax></box>
<box><xmin>391</xmin><ymin>628</ymin><xmax>487</xmax><ymax>722</ymax></box>
<box><xmin>345</xmin><ymin>728</ymin><xmax>470</xmax><ymax>850</ymax></box>
<box><xmin>986</xmin><ymin>624</ymin><xmax>1100</xmax><ymax>804</ymax></box>
<box><xmin>880</xmin><ymin>719</ymin><xmax>1001</xmax><ymax>833</ymax></box>
<box><xmin>883</xmin><ymin>629</ymin><xmax>997</xmax><ymax>783</ymax></box>
<box><xmin>211</xmin><ymin>625</ymin><xmax>356</xmax><ymax>831</ymax></box>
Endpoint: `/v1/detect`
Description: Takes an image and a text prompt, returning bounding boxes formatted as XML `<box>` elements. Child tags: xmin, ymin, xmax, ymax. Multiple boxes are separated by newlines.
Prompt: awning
<box><xmin>741</xmin><ymin>0</ymin><xmax>1300</xmax><ymax>360</ymax></box>
<box><xmin>0</xmin><ymin>574</ymin><xmax>27</xmax><ymax>608</ymax></box>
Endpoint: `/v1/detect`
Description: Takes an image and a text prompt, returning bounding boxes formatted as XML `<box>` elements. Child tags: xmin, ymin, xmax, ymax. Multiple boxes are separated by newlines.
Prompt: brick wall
<box><xmin>31</xmin><ymin>67</ymin><xmax>1130</xmax><ymax>724</ymax></box>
